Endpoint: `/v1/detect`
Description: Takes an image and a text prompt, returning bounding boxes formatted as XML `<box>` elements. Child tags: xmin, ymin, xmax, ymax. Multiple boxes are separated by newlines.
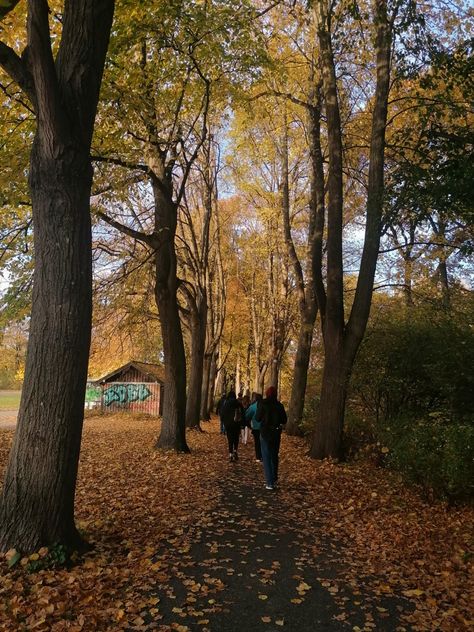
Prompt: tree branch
<box><xmin>95</xmin><ymin>209</ymin><xmax>156</xmax><ymax>247</ymax></box>
<box><xmin>0</xmin><ymin>42</ymin><xmax>36</xmax><ymax>107</ymax></box>
<box><xmin>0</xmin><ymin>0</ymin><xmax>21</xmax><ymax>20</ymax></box>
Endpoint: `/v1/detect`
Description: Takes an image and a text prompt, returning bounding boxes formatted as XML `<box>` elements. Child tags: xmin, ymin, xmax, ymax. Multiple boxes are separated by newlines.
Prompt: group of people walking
<box><xmin>216</xmin><ymin>387</ymin><xmax>287</xmax><ymax>490</ymax></box>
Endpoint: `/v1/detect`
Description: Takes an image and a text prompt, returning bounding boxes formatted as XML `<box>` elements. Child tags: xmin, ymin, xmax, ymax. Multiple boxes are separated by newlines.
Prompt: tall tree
<box><xmin>0</xmin><ymin>0</ymin><xmax>115</xmax><ymax>552</ymax></box>
<box><xmin>178</xmin><ymin>134</ymin><xmax>216</xmax><ymax>429</ymax></box>
<box><xmin>94</xmin><ymin>1</ymin><xmax>263</xmax><ymax>449</ymax></box>
<box><xmin>309</xmin><ymin>0</ymin><xmax>393</xmax><ymax>459</ymax></box>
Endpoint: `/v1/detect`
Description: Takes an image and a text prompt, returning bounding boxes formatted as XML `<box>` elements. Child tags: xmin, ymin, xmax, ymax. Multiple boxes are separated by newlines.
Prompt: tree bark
<box><xmin>206</xmin><ymin>349</ymin><xmax>218</xmax><ymax>417</ymax></box>
<box><xmin>254</xmin><ymin>363</ymin><xmax>267</xmax><ymax>395</ymax></box>
<box><xmin>154</xmin><ymin>188</ymin><xmax>189</xmax><ymax>452</ymax></box>
<box><xmin>0</xmin><ymin>0</ymin><xmax>115</xmax><ymax>552</ymax></box>
<box><xmin>283</xmin><ymin>91</ymin><xmax>323</xmax><ymax>435</ymax></box>
<box><xmin>403</xmin><ymin>252</ymin><xmax>414</xmax><ymax>307</ymax></box>
<box><xmin>0</xmin><ymin>147</ymin><xmax>93</xmax><ymax>552</ymax></box>
<box><xmin>200</xmin><ymin>352</ymin><xmax>212</xmax><ymax>420</ymax></box>
<box><xmin>286</xmin><ymin>309</ymin><xmax>316</xmax><ymax>435</ymax></box>
<box><xmin>310</xmin><ymin>342</ymin><xmax>348</xmax><ymax>459</ymax></box>
<box><xmin>309</xmin><ymin>0</ymin><xmax>345</xmax><ymax>459</ymax></box>
<box><xmin>185</xmin><ymin>293</ymin><xmax>207</xmax><ymax>429</ymax></box>
<box><xmin>268</xmin><ymin>357</ymin><xmax>280</xmax><ymax>391</ymax></box>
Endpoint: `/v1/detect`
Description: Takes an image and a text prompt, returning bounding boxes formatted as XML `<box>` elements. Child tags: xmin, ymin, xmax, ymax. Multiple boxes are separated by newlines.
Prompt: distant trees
<box><xmin>93</xmin><ymin>1</ymin><xmax>263</xmax><ymax>448</ymax></box>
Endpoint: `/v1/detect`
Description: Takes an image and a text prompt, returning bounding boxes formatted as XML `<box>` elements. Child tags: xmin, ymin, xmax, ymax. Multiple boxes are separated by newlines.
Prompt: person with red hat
<box><xmin>255</xmin><ymin>386</ymin><xmax>287</xmax><ymax>490</ymax></box>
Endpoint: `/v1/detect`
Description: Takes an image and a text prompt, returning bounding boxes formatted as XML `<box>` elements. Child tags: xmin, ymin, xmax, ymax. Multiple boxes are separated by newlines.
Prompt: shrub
<box><xmin>382</xmin><ymin>414</ymin><xmax>474</xmax><ymax>502</ymax></box>
<box><xmin>350</xmin><ymin>305</ymin><xmax>474</xmax><ymax>424</ymax></box>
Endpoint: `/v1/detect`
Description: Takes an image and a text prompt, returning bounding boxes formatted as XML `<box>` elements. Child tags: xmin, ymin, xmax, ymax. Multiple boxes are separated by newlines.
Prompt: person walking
<box><xmin>216</xmin><ymin>393</ymin><xmax>227</xmax><ymax>435</ymax></box>
<box><xmin>220</xmin><ymin>390</ymin><xmax>245</xmax><ymax>462</ymax></box>
<box><xmin>240</xmin><ymin>392</ymin><xmax>251</xmax><ymax>445</ymax></box>
<box><xmin>255</xmin><ymin>386</ymin><xmax>287</xmax><ymax>489</ymax></box>
<box><xmin>245</xmin><ymin>392</ymin><xmax>263</xmax><ymax>462</ymax></box>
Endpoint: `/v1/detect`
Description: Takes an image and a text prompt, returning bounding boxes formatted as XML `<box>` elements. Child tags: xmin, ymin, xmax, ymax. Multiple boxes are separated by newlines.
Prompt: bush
<box><xmin>347</xmin><ymin>302</ymin><xmax>474</xmax><ymax>501</ymax></box>
<box><xmin>350</xmin><ymin>305</ymin><xmax>474</xmax><ymax>424</ymax></box>
<box><xmin>382</xmin><ymin>414</ymin><xmax>474</xmax><ymax>502</ymax></box>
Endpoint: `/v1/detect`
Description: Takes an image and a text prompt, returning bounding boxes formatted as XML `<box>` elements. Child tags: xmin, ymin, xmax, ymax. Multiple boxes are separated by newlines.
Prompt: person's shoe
<box><xmin>265</xmin><ymin>484</ymin><xmax>274</xmax><ymax>490</ymax></box>
<box><xmin>233</xmin><ymin>451</ymin><xmax>238</xmax><ymax>461</ymax></box>
<box><xmin>256</xmin><ymin>459</ymin><xmax>262</xmax><ymax>463</ymax></box>
<box><xmin>229</xmin><ymin>453</ymin><xmax>234</xmax><ymax>462</ymax></box>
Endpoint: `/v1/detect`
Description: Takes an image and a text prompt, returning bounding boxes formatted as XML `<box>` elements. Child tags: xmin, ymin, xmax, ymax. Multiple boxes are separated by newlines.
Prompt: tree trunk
<box><xmin>235</xmin><ymin>356</ymin><xmax>241</xmax><ymax>395</ymax></box>
<box><xmin>438</xmin><ymin>259</ymin><xmax>450</xmax><ymax>310</ymax></box>
<box><xmin>206</xmin><ymin>350</ymin><xmax>218</xmax><ymax>417</ymax></box>
<box><xmin>286</xmin><ymin>309</ymin><xmax>317</xmax><ymax>435</ymax></box>
<box><xmin>185</xmin><ymin>296</ymin><xmax>207</xmax><ymax>429</ymax></box>
<box><xmin>200</xmin><ymin>352</ymin><xmax>212</xmax><ymax>420</ymax></box>
<box><xmin>403</xmin><ymin>253</ymin><xmax>414</xmax><ymax>307</ymax></box>
<box><xmin>154</xmin><ymin>192</ymin><xmax>189</xmax><ymax>452</ymax></box>
<box><xmin>310</xmin><ymin>0</ymin><xmax>345</xmax><ymax>459</ymax></box>
<box><xmin>254</xmin><ymin>363</ymin><xmax>267</xmax><ymax>395</ymax></box>
<box><xmin>268</xmin><ymin>357</ymin><xmax>280</xmax><ymax>391</ymax></box>
<box><xmin>0</xmin><ymin>0</ymin><xmax>115</xmax><ymax>553</ymax></box>
<box><xmin>0</xmin><ymin>147</ymin><xmax>93</xmax><ymax>552</ymax></box>
<box><xmin>309</xmin><ymin>341</ymin><xmax>347</xmax><ymax>459</ymax></box>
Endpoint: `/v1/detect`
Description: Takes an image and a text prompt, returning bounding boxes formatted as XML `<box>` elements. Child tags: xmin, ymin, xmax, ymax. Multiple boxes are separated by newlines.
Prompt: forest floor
<box><xmin>0</xmin><ymin>415</ymin><xmax>472</xmax><ymax>632</ymax></box>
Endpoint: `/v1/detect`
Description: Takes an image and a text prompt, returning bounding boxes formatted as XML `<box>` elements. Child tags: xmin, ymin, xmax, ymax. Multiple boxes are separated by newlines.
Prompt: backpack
<box><xmin>258</xmin><ymin>399</ymin><xmax>285</xmax><ymax>436</ymax></box>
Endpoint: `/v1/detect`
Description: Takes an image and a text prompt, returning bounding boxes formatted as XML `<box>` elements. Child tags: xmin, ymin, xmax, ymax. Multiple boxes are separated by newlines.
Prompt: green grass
<box><xmin>0</xmin><ymin>390</ymin><xmax>21</xmax><ymax>410</ymax></box>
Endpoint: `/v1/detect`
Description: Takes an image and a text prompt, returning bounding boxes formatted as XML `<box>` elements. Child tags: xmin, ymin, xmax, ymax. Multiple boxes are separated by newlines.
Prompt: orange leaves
<box><xmin>0</xmin><ymin>415</ymin><xmax>473</xmax><ymax>631</ymax></box>
<box><xmin>296</xmin><ymin>581</ymin><xmax>311</xmax><ymax>593</ymax></box>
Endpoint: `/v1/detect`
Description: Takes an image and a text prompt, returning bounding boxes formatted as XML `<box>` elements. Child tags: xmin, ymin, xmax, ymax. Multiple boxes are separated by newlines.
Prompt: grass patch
<box><xmin>0</xmin><ymin>391</ymin><xmax>21</xmax><ymax>410</ymax></box>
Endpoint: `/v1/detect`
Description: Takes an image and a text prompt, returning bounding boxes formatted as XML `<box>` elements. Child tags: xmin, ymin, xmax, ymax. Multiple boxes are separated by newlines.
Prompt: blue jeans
<box><xmin>260</xmin><ymin>432</ymin><xmax>281</xmax><ymax>487</ymax></box>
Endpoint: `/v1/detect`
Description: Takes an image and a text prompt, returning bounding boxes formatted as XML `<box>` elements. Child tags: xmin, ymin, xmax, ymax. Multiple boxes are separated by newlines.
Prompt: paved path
<box><xmin>0</xmin><ymin>409</ymin><xmax>17</xmax><ymax>429</ymax></box>
<box><xmin>151</xmin><ymin>446</ymin><xmax>412</xmax><ymax>631</ymax></box>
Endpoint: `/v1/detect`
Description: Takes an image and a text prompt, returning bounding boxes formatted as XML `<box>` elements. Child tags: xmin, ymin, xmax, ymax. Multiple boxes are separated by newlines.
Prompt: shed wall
<box><xmin>101</xmin><ymin>381</ymin><xmax>161</xmax><ymax>415</ymax></box>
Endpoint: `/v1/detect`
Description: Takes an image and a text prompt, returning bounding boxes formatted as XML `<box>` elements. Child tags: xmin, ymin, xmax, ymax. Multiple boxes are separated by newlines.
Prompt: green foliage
<box><xmin>26</xmin><ymin>544</ymin><xmax>70</xmax><ymax>572</ymax></box>
<box><xmin>300</xmin><ymin>393</ymin><xmax>319</xmax><ymax>436</ymax></box>
<box><xmin>349</xmin><ymin>300</ymin><xmax>474</xmax><ymax>500</ymax></box>
<box><xmin>381</xmin><ymin>414</ymin><xmax>474</xmax><ymax>502</ymax></box>
<box><xmin>351</xmin><ymin>303</ymin><xmax>474</xmax><ymax>424</ymax></box>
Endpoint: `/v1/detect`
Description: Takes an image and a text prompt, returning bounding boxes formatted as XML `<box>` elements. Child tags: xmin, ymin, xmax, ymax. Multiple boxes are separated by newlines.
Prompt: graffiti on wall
<box><xmin>85</xmin><ymin>386</ymin><xmax>102</xmax><ymax>403</ymax></box>
<box><xmin>103</xmin><ymin>383</ymin><xmax>152</xmax><ymax>407</ymax></box>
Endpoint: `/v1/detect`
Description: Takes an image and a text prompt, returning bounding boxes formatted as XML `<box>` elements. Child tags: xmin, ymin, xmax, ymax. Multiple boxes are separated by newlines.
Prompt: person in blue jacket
<box><xmin>245</xmin><ymin>392</ymin><xmax>263</xmax><ymax>462</ymax></box>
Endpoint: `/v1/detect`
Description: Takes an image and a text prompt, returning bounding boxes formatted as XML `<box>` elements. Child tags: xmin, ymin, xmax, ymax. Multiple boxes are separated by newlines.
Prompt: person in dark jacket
<box><xmin>220</xmin><ymin>390</ymin><xmax>245</xmax><ymax>462</ymax></box>
<box><xmin>255</xmin><ymin>386</ymin><xmax>287</xmax><ymax>489</ymax></box>
<box><xmin>216</xmin><ymin>393</ymin><xmax>227</xmax><ymax>434</ymax></box>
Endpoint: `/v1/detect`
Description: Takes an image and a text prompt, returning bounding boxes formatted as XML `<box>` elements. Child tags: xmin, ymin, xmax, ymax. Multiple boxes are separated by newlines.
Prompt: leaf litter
<box><xmin>0</xmin><ymin>414</ymin><xmax>472</xmax><ymax>631</ymax></box>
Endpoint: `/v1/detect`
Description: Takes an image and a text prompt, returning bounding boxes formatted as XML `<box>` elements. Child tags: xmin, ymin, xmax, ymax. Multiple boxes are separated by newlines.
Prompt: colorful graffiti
<box><xmin>85</xmin><ymin>386</ymin><xmax>102</xmax><ymax>402</ymax></box>
<box><xmin>103</xmin><ymin>383</ymin><xmax>152</xmax><ymax>407</ymax></box>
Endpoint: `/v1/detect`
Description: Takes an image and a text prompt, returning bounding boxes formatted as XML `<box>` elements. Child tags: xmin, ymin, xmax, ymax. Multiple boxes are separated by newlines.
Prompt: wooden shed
<box><xmin>98</xmin><ymin>361</ymin><xmax>164</xmax><ymax>416</ymax></box>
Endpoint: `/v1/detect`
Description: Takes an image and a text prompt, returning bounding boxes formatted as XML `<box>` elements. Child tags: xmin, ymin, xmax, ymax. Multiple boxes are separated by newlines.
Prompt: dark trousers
<box><xmin>260</xmin><ymin>432</ymin><xmax>281</xmax><ymax>487</ymax></box>
<box><xmin>252</xmin><ymin>429</ymin><xmax>262</xmax><ymax>461</ymax></box>
<box><xmin>226</xmin><ymin>425</ymin><xmax>240</xmax><ymax>454</ymax></box>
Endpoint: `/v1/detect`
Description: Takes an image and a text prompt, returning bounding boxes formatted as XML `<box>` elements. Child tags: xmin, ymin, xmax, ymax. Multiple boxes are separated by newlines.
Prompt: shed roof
<box><xmin>97</xmin><ymin>361</ymin><xmax>165</xmax><ymax>384</ymax></box>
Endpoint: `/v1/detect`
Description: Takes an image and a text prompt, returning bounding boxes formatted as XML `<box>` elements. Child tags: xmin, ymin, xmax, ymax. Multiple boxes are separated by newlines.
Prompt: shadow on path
<box><xmin>148</xmin><ymin>444</ymin><xmax>412</xmax><ymax>632</ymax></box>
